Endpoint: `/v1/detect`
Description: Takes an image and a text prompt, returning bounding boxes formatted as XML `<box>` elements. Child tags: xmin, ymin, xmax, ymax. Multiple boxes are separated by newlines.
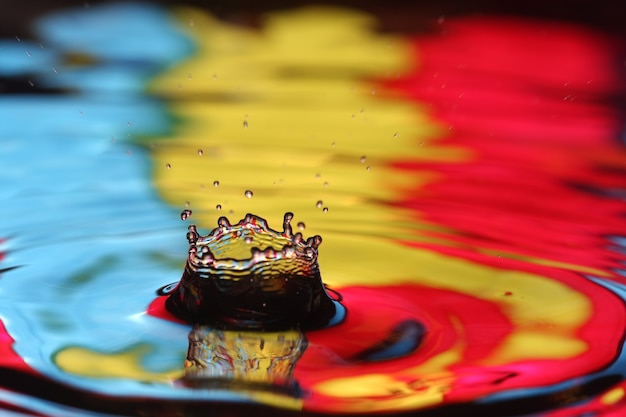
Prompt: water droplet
<box><xmin>15</xmin><ymin>35</ymin><xmax>21</xmax><ymax>42</ymax></box>
<box><xmin>243</xmin><ymin>120</ymin><xmax>248</xmax><ymax>129</ymax></box>
<box><xmin>185</xmin><ymin>201</ymin><xmax>190</xmax><ymax>208</ymax></box>
<box><xmin>322</xmin><ymin>207</ymin><xmax>329</xmax><ymax>213</ymax></box>
<box><xmin>311</xmin><ymin>235</ymin><xmax>322</xmax><ymax>248</ymax></box>
<box><xmin>166</xmin><ymin>163</ymin><xmax>171</xmax><ymax>169</ymax></box>
<box><xmin>297</xmin><ymin>222</ymin><xmax>306</xmax><ymax>231</ymax></box>
<box><xmin>180</xmin><ymin>209</ymin><xmax>192</xmax><ymax>221</ymax></box>
<box><xmin>216</xmin><ymin>204</ymin><xmax>222</xmax><ymax>211</ymax></box>
<box><xmin>393</xmin><ymin>132</ymin><xmax>398</xmax><ymax>139</ymax></box>
<box><xmin>331</xmin><ymin>142</ymin><xmax>336</xmax><ymax>147</ymax></box>
<box><xmin>360</xmin><ymin>156</ymin><xmax>367</xmax><ymax>163</ymax></box>
<box><xmin>316</xmin><ymin>200</ymin><xmax>323</xmax><ymax>209</ymax></box>
<box><xmin>244</xmin><ymin>190</ymin><xmax>253</xmax><ymax>198</ymax></box>
<box><xmin>315</xmin><ymin>173</ymin><xmax>321</xmax><ymax>179</ymax></box>
<box><xmin>213</xmin><ymin>180</ymin><xmax>219</xmax><ymax>187</ymax></box>
<box><xmin>52</xmin><ymin>67</ymin><xmax>58</xmax><ymax>74</ymax></box>
<box><xmin>323</xmin><ymin>181</ymin><xmax>329</xmax><ymax>187</ymax></box>
<box><xmin>186</xmin><ymin>225</ymin><xmax>199</xmax><ymax>244</ymax></box>
<box><xmin>366</xmin><ymin>166</ymin><xmax>371</xmax><ymax>171</ymax></box>
<box><xmin>25</xmin><ymin>50</ymin><xmax>31</xmax><ymax>57</ymax></box>
<box><xmin>197</xmin><ymin>149</ymin><xmax>203</xmax><ymax>155</ymax></box>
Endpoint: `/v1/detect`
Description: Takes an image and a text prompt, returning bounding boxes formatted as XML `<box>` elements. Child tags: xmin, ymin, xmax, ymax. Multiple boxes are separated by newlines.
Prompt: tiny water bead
<box><xmin>197</xmin><ymin>149</ymin><xmax>203</xmax><ymax>155</ymax></box>
<box><xmin>166</xmin><ymin>163</ymin><xmax>171</xmax><ymax>169</ymax></box>
<box><xmin>244</xmin><ymin>190</ymin><xmax>253</xmax><ymax>198</ymax></box>
<box><xmin>215</xmin><ymin>204</ymin><xmax>222</xmax><ymax>211</ymax></box>
<box><xmin>297</xmin><ymin>222</ymin><xmax>306</xmax><ymax>231</ymax></box>
<box><xmin>213</xmin><ymin>180</ymin><xmax>219</xmax><ymax>187</ymax></box>
<box><xmin>180</xmin><ymin>209</ymin><xmax>192</xmax><ymax>221</ymax></box>
<box><xmin>316</xmin><ymin>200</ymin><xmax>323</xmax><ymax>208</ymax></box>
<box><xmin>243</xmin><ymin>120</ymin><xmax>248</xmax><ymax>129</ymax></box>
<box><xmin>322</xmin><ymin>207</ymin><xmax>329</xmax><ymax>213</ymax></box>
<box><xmin>360</xmin><ymin>155</ymin><xmax>366</xmax><ymax>163</ymax></box>
<box><xmin>162</xmin><ymin>212</ymin><xmax>341</xmax><ymax>331</ymax></box>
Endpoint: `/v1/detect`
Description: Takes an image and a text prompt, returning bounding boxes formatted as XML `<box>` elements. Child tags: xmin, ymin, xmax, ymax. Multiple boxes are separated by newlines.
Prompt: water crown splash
<box><xmin>164</xmin><ymin>212</ymin><xmax>340</xmax><ymax>331</ymax></box>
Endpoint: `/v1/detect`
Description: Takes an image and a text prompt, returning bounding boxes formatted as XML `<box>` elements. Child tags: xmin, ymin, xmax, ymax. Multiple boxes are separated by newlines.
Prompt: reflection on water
<box><xmin>182</xmin><ymin>326</ymin><xmax>306</xmax><ymax>394</ymax></box>
<box><xmin>0</xmin><ymin>2</ymin><xmax>625</xmax><ymax>417</ymax></box>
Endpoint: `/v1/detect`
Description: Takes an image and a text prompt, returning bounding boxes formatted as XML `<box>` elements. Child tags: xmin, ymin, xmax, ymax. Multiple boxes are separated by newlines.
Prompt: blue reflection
<box><xmin>0</xmin><ymin>2</ymin><xmax>245</xmax><ymax>403</ymax></box>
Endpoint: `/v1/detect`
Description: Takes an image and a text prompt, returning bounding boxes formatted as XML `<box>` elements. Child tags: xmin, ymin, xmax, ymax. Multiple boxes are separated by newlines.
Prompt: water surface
<box><xmin>0</xmin><ymin>3</ymin><xmax>625</xmax><ymax>416</ymax></box>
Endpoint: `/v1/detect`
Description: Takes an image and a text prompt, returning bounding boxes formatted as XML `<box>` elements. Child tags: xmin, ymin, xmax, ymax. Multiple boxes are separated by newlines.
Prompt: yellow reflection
<box><xmin>149</xmin><ymin>6</ymin><xmax>453</xmax><ymax>239</ymax></box>
<box><xmin>54</xmin><ymin>344</ymin><xmax>182</xmax><ymax>382</ymax></box>
<box><xmin>315</xmin><ymin>373</ymin><xmax>449</xmax><ymax>412</ymax></box>
<box><xmin>601</xmin><ymin>387</ymin><xmax>625</xmax><ymax>406</ymax></box>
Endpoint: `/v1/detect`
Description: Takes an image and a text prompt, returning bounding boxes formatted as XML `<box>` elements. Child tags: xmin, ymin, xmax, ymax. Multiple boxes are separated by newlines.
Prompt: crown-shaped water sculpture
<box><xmin>165</xmin><ymin>212</ymin><xmax>339</xmax><ymax>331</ymax></box>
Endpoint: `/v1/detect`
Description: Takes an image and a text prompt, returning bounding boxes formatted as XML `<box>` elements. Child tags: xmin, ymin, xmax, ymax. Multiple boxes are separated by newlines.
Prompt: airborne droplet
<box><xmin>216</xmin><ymin>204</ymin><xmax>222</xmax><ymax>211</ymax></box>
<box><xmin>245</xmin><ymin>190</ymin><xmax>253</xmax><ymax>198</ymax></box>
<box><xmin>297</xmin><ymin>222</ymin><xmax>306</xmax><ymax>231</ymax></box>
<box><xmin>197</xmin><ymin>149</ymin><xmax>203</xmax><ymax>155</ymax></box>
<box><xmin>316</xmin><ymin>200</ymin><xmax>323</xmax><ymax>209</ymax></box>
<box><xmin>213</xmin><ymin>180</ymin><xmax>219</xmax><ymax>187</ymax></box>
<box><xmin>243</xmin><ymin>120</ymin><xmax>248</xmax><ymax>129</ymax></box>
<box><xmin>180</xmin><ymin>209</ymin><xmax>192</xmax><ymax>221</ymax></box>
<box><xmin>166</xmin><ymin>163</ymin><xmax>171</xmax><ymax>169</ymax></box>
<box><xmin>322</xmin><ymin>207</ymin><xmax>329</xmax><ymax>213</ymax></box>
<box><xmin>360</xmin><ymin>156</ymin><xmax>367</xmax><ymax>164</ymax></box>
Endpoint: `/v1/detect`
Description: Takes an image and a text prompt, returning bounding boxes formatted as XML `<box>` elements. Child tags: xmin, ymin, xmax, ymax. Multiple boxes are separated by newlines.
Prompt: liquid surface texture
<box><xmin>0</xmin><ymin>3</ymin><xmax>625</xmax><ymax>417</ymax></box>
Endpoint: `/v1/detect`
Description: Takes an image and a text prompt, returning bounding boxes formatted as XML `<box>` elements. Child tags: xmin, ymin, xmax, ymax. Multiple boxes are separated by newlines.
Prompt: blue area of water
<box><xmin>0</xmin><ymin>3</ymin><xmax>251</xmax><ymax>403</ymax></box>
<box><xmin>0</xmin><ymin>40</ymin><xmax>60</xmax><ymax>76</ymax></box>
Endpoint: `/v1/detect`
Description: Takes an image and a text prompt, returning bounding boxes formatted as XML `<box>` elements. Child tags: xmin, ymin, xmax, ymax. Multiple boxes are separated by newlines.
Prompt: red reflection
<box><xmin>382</xmin><ymin>17</ymin><xmax>626</xmax><ymax>277</ymax></box>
